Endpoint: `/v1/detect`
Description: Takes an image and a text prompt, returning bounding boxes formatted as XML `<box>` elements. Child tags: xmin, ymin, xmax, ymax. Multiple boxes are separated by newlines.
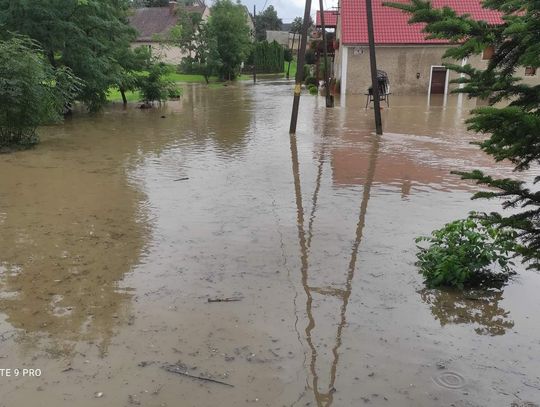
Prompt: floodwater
<box><xmin>0</xmin><ymin>82</ymin><xmax>539</xmax><ymax>407</ymax></box>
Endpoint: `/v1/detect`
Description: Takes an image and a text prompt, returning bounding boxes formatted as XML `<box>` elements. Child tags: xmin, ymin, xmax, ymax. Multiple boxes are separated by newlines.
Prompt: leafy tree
<box><xmin>113</xmin><ymin>46</ymin><xmax>153</xmax><ymax>105</ymax></box>
<box><xmin>0</xmin><ymin>36</ymin><xmax>80</xmax><ymax>148</ymax></box>
<box><xmin>385</xmin><ymin>0</ymin><xmax>540</xmax><ymax>268</ymax></box>
<box><xmin>143</xmin><ymin>0</ymin><xmax>169</xmax><ymax>6</ymax></box>
<box><xmin>169</xmin><ymin>8</ymin><xmax>221</xmax><ymax>83</ymax></box>
<box><xmin>208</xmin><ymin>0</ymin><xmax>251</xmax><ymax>80</ymax></box>
<box><xmin>252</xmin><ymin>40</ymin><xmax>284</xmax><ymax>73</ymax></box>
<box><xmin>0</xmin><ymin>0</ymin><xmax>136</xmax><ymax>111</ymax></box>
<box><xmin>137</xmin><ymin>63</ymin><xmax>177</xmax><ymax>104</ymax></box>
<box><xmin>290</xmin><ymin>16</ymin><xmax>303</xmax><ymax>35</ymax></box>
<box><xmin>254</xmin><ymin>5</ymin><xmax>282</xmax><ymax>41</ymax></box>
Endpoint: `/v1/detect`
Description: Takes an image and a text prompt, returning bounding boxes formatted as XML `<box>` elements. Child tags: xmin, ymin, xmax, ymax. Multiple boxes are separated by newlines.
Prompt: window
<box><xmin>525</xmin><ymin>67</ymin><xmax>537</xmax><ymax>76</ymax></box>
<box><xmin>482</xmin><ymin>46</ymin><xmax>494</xmax><ymax>60</ymax></box>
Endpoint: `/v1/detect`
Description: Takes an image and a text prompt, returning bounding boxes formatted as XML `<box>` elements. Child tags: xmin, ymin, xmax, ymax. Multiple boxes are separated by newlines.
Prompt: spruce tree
<box><xmin>385</xmin><ymin>0</ymin><xmax>540</xmax><ymax>268</ymax></box>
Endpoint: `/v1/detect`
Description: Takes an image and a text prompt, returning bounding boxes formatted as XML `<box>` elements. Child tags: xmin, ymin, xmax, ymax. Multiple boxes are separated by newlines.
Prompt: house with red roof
<box><xmin>129</xmin><ymin>0</ymin><xmax>211</xmax><ymax>64</ymax></box>
<box><xmin>332</xmin><ymin>0</ymin><xmax>536</xmax><ymax>95</ymax></box>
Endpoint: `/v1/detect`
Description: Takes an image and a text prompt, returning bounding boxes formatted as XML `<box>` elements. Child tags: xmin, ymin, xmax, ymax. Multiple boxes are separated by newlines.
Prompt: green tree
<box><xmin>0</xmin><ymin>0</ymin><xmax>136</xmax><ymax>111</ymax></box>
<box><xmin>254</xmin><ymin>5</ymin><xmax>282</xmax><ymax>41</ymax></box>
<box><xmin>113</xmin><ymin>45</ymin><xmax>153</xmax><ymax>105</ymax></box>
<box><xmin>0</xmin><ymin>36</ymin><xmax>80</xmax><ymax>148</ymax></box>
<box><xmin>137</xmin><ymin>63</ymin><xmax>174</xmax><ymax>105</ymax></box>
<box><xmin>386</xmin><ymin>0</ymin><xmax>540</xmax><ymax>268</ymax></box>
<box><xmin>169</xmin><ymin>8</ymin><xmax>221</xmax><ymax>83</ymax></box>
<box><xmin>208</xmin><ymin>0</ymin><xmax>251</xmax><ymax>80</ymax></box>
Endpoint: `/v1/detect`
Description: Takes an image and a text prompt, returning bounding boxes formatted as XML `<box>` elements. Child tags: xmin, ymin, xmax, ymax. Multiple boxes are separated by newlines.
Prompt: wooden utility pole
<box><xmin>318</xmin><ymin>4</ymin><xmax>334</xmax><ymax>107</ymax></box>
<box><xmin>366</xmin><ymin>0</ymin><xmax>382</xmax><ymax>135</ymax></box>
<box><xmin>289</xmin><ymin>0</ymin><xmax>313</xmax><ymax>134</ymax></box>
<box><xmin>253</xmin><ymin>4</ymin><xmax>257</xmax><ymax>84</ymax></box>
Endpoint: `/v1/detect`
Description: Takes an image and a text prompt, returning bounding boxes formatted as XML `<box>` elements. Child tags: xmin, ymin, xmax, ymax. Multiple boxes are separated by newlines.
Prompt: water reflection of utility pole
<box><xmin>289</xmin><ymin>130</ymin><xmax>380</xmax><ymax>406</ymax></box>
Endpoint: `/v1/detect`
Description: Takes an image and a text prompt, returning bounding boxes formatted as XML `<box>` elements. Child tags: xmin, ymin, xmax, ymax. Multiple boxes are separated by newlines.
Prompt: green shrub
<box><xmin>137</xmin><ymin>63</ymin><xmax>172</xmax><ymax>104</ymax></box>
<box><xmin>0</xmin><ymin>36</ymin><xmax>80</xmax><ymax>148</ymax></box>
<box><xmin>167</xmin><ymin>85</ymin><xmax>182</xmax><ymax>99</ymax></box>
<box><xmin>305</xmin><ymin>49</ymin><xmax>316</xmax><ymax>64</ymax></box>
<box><xmin>284</xmin><ymin>48</ymin><xmax>293</xmax><ymax>63</ymax></box>
<box><xmin>415</xmin><ymin>217</ymin><xmax>517</xmax><ymax>288</ymax></box>
<box><xmin>308</xmin><ymin>84</ymin><xmax>318</xmax><ymax>95</ymax></box>
<box><xmin>302</xmin><ymin>64</ymin><xmax>311</xmax><ymax>81</ymax></box>
<box><xmin>305</xmin><ymin>76</ymin><xmax>318</xmax><ymax>87</ymax></box>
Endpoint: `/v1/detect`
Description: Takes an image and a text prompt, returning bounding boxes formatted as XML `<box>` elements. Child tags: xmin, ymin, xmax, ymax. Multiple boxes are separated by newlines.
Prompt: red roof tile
<box><xmin>316</xmin><ymin>10</ymin><xmax>339</xmax><ymax>27</ymax></box>
<box><xmin>340</xmin><ymin>0</ymin><xmax>503</xmax><ymax>45</ymax></box>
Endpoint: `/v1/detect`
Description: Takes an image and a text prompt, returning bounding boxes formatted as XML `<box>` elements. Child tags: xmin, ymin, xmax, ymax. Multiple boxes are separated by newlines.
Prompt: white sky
<box><xmin>235</xmin><ymin>0</ymin><xmax>339</xmax><ymax>23</ymax></box>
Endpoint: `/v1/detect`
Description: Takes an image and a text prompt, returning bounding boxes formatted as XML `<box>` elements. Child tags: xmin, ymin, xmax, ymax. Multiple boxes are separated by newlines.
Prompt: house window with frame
<box><xmin>525</xmin><ymin>67</ymin><xmax>537</xmax><ymax>76</ymax></box>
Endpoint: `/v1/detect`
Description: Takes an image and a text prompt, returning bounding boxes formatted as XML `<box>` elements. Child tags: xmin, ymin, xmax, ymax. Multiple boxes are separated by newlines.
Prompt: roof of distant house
<box><xmin>129</xmin><ymin>5</ymin><xmax>206</xmax><ymax>41</ymax></box>
<box><xmin>340</xmin><ymin>0</ymin><xmax>503</xmax><ymax>45</ymax></box>
<box><xmin>316</xmin><ymin>10</ymin><xmax>339</xmax><ymax>28</ymax></box>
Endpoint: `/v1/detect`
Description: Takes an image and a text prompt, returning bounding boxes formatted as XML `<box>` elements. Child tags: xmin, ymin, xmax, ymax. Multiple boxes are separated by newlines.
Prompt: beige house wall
<box><xmin>338</xmin><ymin>44</ymin><xmax>539</xmax><ymax>95</ymax></box>
<box><xmin>131</xmin><ymin>42</ymin><xmax>187</xmax><ymax>65</ymax></box>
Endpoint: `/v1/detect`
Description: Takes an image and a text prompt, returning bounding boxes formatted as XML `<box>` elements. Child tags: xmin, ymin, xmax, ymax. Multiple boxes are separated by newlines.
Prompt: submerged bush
<box><xmin>415</xmin><ymin>217</ymin><xmax>517</xmax><ymax>288</ymax></box>
<box><xmin>0</xmin><ymin>35</ymin><xmax>79</xmax><ymax>149</ymax></box>
<box><xmin>304</xmin><ymin>76</ymin><xmax>318</xmax><ymax>87</ymax></box>
<box><xmin>307</xmin><ymin>84</ymin><xmax>318</xmax><ymax>95</ymax></box>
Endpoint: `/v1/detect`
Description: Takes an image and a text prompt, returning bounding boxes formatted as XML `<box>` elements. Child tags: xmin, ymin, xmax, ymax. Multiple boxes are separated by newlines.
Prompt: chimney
<box><xmin>169</xmin><ymin>1</ymin><xmax>177</xmax><ymax>15</ymax></box>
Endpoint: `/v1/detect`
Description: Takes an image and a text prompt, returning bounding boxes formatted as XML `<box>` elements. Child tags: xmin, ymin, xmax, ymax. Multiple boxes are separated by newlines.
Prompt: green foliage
<box><xmin>289</xmin><ymin>16</ymin><xmax>314</xmax><ymax>35</ymax></box>
<box><xmin>303</xmin><ymin>64</ymin><xmax>312</xmax><ymax>81</ymax></box>
<box><xmin>137</xmin><ymin>63</ymin><xmax>176</xmax><ymax>104</ymax></box>
<box><xmin>167</xmin><ymin>85</ymin><xmax>182</xmax><ymax>99</ymax></box>
<box><xmin>113</xmin><ymin>45</ymin><xmax>153</xmax><ymax>104</ymax></box>
<box><xmin>0</xmin><ymin>36</ymin><xmax>80</xmax><ymax>148</ymax></box>
<box><xmin>386</xmin><ymin>0</ymin><xmax>540</xmax><ymax>268</ymax></box>
<box><xmin>252</xmin><ymin>41</ymin><xmax>284</xmax><ymax>73</ymax></box>
<box><xmin>208</xmin><ymin>0</ymin><xmax>252</xmax><ymax>80</ymax></box>
<box><xmin>0</xmin><ymin>0</ymin><xmax>136</xmax><ymax>111</ymax></box>
<box><xmin>305</xmin><ymin>49</ymin><xmax>316</xmax><ymax>64</ymax></box>
<box><xmin>284</xmin><ymin>48</ymin><xmax>293</xmax><ymax>63</ymax></box>
<box><xmin>290</xmin><ymin>17</ymin><xmax>303</xmax><ymax>34</ymax></box>
<box><xmin>304</xmin><ymin>76</ymin><xmax>318</xmax><ymax>87</ymax></box>
<box><xmin>416</xmin><ymin>217</ymin><xmax>517</xmax><ymax>288</ymax></box>
<box><xmin>254</xmin><ymin>5</ymin><xmax>282</xmax><ymax>41</ymax></box>
<box><xmin>307</xmin><ymin>84</ymin><xmax>318</xmax><ymax>95</ymax></box>
<box><xmin>170</xmin><ymin>10</ymin><xmax>221</xmax><ymax>83</ymax></box>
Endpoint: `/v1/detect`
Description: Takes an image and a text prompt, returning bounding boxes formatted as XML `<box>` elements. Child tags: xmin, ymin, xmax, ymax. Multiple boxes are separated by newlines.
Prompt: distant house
<box><xmin>333</xmin><ymin>0</ymin><xmax>539</xmax><ymax>95</ymax></box>
<box><xmin>129</xmin><ymin>0</ymin><xmax>210</xmax><ymax>64</ymax></box>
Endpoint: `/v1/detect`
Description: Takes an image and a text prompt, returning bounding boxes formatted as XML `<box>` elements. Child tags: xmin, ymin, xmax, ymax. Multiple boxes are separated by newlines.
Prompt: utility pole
<box><xmin>289</xmin><ymin>1</ymin><xmax>313</xmax><ymax>134</ymax></box>
<box><xmin>318</xmin><ymin>3</ymin><xmax>334</xmax><ymax>107</ymax></box>
<box><xmin>253</xmin><ymin>4</ymin><xmax>257</xmax><ymax>84</ymax></box>
<box><xmin>366</xmin><ymin>0</ymin><xmax>382</xmax><ymax>135</ymax></box>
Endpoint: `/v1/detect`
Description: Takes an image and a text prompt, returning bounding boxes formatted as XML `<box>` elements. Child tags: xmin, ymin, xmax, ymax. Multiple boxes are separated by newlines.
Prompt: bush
<box><xmin>284</xmin><ymin>48</ymin><xmax>293</xmax><ymax>63</ymax></box>
<box><xmin>0</xmin><ymin>36</ymin><xmax>79</xmax><ymax>148</ymax></box>
<box><xmin>415</xmin><ymin>217</ymin><xmax>517</xmax><ymax>288</ymax></box>
<box><xmin>137</xmin><ymin>63</ymin><xmax>173</xmax><ymax>104</ymax></box>
<box><xmin>304</xmin><ymin>76</ymin><xmax>318</xmax><ymax>87</ymax></box>
<box><xmin>305</xmin><ymin>49</ymin><xmax>316</xmax><ymax>64</ymax></box>
<box><xmin>167</xmin><ymin>85</ymin><xmax>182</xmax><ymax>99</ymax></box>
<box><xmin>308</xmin><ymin>84</ymin><xmax>318</xmax><ymax>95</ymax></box>
<box><xmin>302</xmin><ymin>64</ymin><xmax>311</xmax><ymax>81</ymax></box>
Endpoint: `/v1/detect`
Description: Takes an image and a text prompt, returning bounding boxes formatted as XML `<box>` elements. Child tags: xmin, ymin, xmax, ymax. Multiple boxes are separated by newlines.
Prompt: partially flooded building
<box><xmin>333</xmin><ymin>0</ymin><xmax>538</xmax><ymax>95</ymax></box>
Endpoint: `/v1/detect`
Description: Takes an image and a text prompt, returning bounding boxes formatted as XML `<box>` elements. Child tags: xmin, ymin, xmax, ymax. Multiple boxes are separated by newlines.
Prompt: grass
<box><xmin>284</xmin><ymin>59</ymin><xmax>297</xmax><ymax>78</ymax></box>
<box><xmin>106</xmin><ymin>63</ymin><xmax>295</xmax><ymax>102</ymax></box>
<box><xmin>107</xmin><ymin>88</ymin><xmax>142</xmax><ymax>103</ymax></box>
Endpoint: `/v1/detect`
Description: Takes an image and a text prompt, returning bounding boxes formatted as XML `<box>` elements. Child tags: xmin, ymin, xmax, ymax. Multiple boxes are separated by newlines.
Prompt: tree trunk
<box><xmin>286</xmin><ymin>34</ymin><xmax>296</xmax><ymax>79</ymax></box>
<box><xmin>120</xmin><ymin>88</ymin><xmax>128</xmax><ymax>105</ymax></box>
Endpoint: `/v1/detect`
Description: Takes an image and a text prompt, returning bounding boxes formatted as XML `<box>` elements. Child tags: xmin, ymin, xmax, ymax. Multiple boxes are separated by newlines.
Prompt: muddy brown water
<box><xmin>1</xmin><ymin>82</ymin><xmax>539</xmax><ymax>406</ymax></box>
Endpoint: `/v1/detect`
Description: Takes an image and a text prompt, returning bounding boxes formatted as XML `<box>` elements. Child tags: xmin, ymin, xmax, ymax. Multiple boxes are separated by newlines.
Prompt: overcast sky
<box><xmin>238</xmin><ymin>0</ymin><xmax>338</xmax><ymax>23</ymax></box>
